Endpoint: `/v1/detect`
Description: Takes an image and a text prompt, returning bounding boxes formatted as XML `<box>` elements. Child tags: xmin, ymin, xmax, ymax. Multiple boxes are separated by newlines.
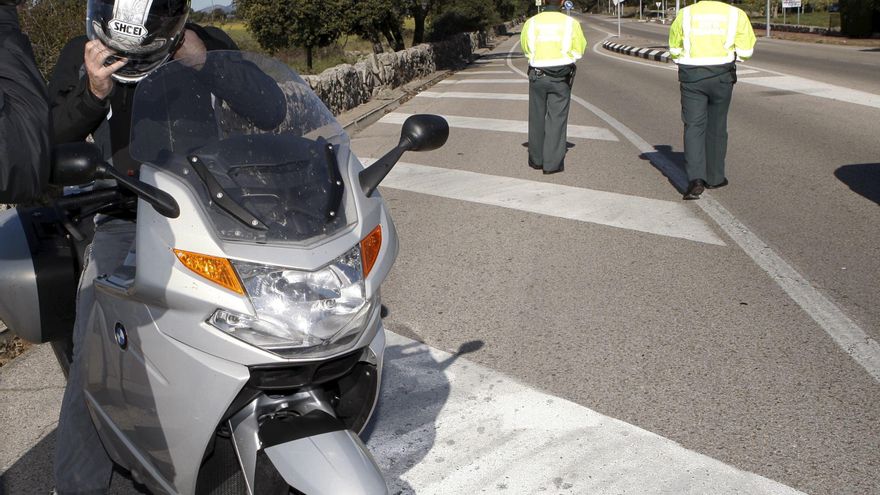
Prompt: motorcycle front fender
<box><xmin>264</xmin><ymin>429</ymin><xmax>388</xmax><ymax>495</ymax></box>
<box><xmin>230</xmin><ymin>403</ymin><xmax>388</xmax><ymax>495</ymax></box>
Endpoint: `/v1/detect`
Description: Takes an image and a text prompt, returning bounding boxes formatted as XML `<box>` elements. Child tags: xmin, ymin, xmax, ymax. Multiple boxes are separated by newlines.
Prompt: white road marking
<box><xmin>378</xmin><ymin>112</ymin><xmax>619</xmax><ymax>141</ymax></box>
<box><xmin>508</xmin><ymin>41</ymin><xmax>880</xmax><ymax>381</ymax></box>
<box><xmin>739</xmin><ymin>75</ymin><xmax>880</xmax><ymax>109</ymax></box>
<box><xmin>591</xmin><ymin>30</ymin><xmax>880</xmax><ymax>111</ymax></box>
<box><xmin>417</xmin><ymin>91</ymin><xmax>528</xmax><ymax>101</ymax></box>
<box><xmin>451</xmin><ymin>70</ymin><xmax>514</xmax><ymax>75</ymax></box>
<box><xmin>438</xmin><ymin>78</ymin><xmax>527</xmax><ymax>85</ymax></box>
<box><xmin>367</xmin><ymin>331</ymin><xmax>807</xmax><ymax>495</ymax></box>
<box><xmin>363</xmin><ymin>160</ymin><xmax>726</xmax><ymax>245</ymax></box>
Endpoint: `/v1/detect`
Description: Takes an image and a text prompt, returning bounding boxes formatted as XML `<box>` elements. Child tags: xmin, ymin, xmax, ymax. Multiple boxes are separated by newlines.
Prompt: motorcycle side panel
<box><xmin>84</xmin><ymin>292</ymin><xmax>251</xmax><ymax>495</ymax></box>
<box><xmin>265</xmin><ymin>430</ymin><xmax>389</xmax><ymax>495</ymax></box>
<box><xmin>0</xmin><ymin>208</ymin><xmax>42</xmax><ymax>342</ymax></box>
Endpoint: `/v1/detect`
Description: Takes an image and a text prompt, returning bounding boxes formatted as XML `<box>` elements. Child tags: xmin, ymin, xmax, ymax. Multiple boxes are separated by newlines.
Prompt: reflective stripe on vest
<box><xmin>526</xmin><ymin>14</ymin><xmax>580</xmax><ymax>67</ymax></box>
<box><xmin>679</xmin><ymin>4</ymin><xmax>740</xmax><ymax>65</ymax></box>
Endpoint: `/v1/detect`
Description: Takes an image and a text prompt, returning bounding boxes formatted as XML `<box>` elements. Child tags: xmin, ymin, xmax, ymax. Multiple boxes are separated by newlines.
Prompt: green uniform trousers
<box><xmin>528</xmin><ymin>66</ymin><xmax>572</xmax><ymax>172</ymax></box>
<box><xmin>679</xmin><ymin>64</ymin><xmax>735</xmax><ymax>186</ymax></box>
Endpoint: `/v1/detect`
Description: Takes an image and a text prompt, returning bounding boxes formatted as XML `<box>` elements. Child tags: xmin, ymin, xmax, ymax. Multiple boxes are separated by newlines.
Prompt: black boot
<box><xmin>683</xmin><ymin>179</ymin><xmax>706</xmax><ymax>200</ymax></box>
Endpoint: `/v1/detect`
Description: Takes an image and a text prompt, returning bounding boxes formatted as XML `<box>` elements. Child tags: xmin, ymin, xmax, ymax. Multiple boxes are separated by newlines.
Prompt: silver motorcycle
<box><xmin>0</xmin><ymin>51</ymin><xmax>448</xmax><ymax>494</ymax></box>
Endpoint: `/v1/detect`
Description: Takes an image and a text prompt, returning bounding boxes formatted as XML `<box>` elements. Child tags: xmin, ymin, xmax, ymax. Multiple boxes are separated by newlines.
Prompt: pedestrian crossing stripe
<box><xmin>362</xmin><ymin>160</ymin><xmax>727</xmax><ymax>246</ymax></box>
<box><xmin>367</xmin><ymin>331</ymin><xmax>806</xmax><ymax>495</ymax></box>
<box><xmin>378</xmin><ymin>112</ymin><xmax>619</xmax><ymax>142</ymax></box>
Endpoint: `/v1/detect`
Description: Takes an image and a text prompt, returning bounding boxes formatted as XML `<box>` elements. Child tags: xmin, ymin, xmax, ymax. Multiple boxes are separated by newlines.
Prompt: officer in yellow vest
<box><xmin>668</xmin><ymin>0</ymin><xmax>756</xmax><ymax>199</ymax></box>
<box><xmin>521</xmin><ymin>0</ymin><xmax>586</xmax><ymax>175</ymax></box>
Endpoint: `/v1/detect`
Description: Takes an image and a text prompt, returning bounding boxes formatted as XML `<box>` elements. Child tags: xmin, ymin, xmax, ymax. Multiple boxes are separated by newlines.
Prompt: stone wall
<box><xmin>751</xmin><ymin>21</ymin><xmax>840</xmax><ymax>36</ymax></box>
<box><xmin>304</xmin><ymin>23</ymin><xmax>518</xmax><ymax>116</ymax></box>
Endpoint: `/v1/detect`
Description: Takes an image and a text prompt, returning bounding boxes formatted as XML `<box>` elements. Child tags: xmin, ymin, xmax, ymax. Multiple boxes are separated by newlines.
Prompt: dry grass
<box><xmin>0</xmin><ymin>335</ymin><xmax>32</xmax><ymax>368</ymax></box>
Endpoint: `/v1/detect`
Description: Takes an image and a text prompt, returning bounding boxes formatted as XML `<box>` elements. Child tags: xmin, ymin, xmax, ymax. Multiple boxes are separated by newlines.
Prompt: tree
<box><xmin>429</xmin><ymin>0</ymin><xmax>502</xmax><ymax>40</ymax></box>
<box><xmin>404</xmin><ymin>0</ymin><xmax>435</xmax><ymax>45</ymax></box>
<box><xmin>237</xmin><ymin>0</ymin><xmax>345</xmax><ymax>71</ymax></box>
<box><xmin>840</xmin><ymin>0</ymin><xmax>876</xmax><ymax>36</ymax></box>
<box><xmin>343</xmin><ymin>0</ymin><xmax>406</xmax><ymax>53</ymax></box>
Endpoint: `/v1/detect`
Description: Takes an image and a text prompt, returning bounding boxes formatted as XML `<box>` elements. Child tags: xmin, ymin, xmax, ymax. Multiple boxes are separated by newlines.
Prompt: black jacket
<box><xmin>47</xmin><ymin>23</ymin><xmax>241</xmax><ymax>175</ymax></box>
<box><xmin>0</xmin><ymin>6</ymin><xmax>50</xmax><ymax>203</ymax></box>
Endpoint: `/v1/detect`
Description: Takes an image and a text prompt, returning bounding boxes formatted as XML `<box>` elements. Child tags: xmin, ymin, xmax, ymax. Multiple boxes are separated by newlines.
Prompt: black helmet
<box><xmin>87</xmin><ymin>0</ymin><xmax>190</xmax><ymax>83</ymax></box>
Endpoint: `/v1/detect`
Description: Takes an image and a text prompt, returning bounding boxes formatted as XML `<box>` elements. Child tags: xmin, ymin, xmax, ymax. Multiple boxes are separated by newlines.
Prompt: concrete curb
<box><xmin>601</xmin><ymin>40</ymin><xmax>671</xmax><ymax>63</ymax></box>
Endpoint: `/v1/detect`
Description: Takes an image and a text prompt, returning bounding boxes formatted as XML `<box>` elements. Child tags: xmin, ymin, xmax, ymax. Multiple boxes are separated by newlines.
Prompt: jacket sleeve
<box><xmin>571</xmin><ymin>19</ymin><xmax>587</xmax><ymax>59</ymax></box>
<box><xmin>0</xmin><ymin>6</ymin><xmax>50</xmax><ymax>203</ymax></box>
<box><xmin>734</xmin><ymin>9</ymin><xmax>756</xmax><ymax>60</ymax></box>
<box><xmin>521</xmin><ymin>19</ymin><xmax>532</xmax><ymax>59</ymax></box>
<box><xmin>47</xmin><ymin>36</ymin><xmax>110</xmax><ymax>144</ymax></box>
<box><xmin>668</xmin><ymin>14</ymin><xmax>684</xmax><ymax>60</ymax></box>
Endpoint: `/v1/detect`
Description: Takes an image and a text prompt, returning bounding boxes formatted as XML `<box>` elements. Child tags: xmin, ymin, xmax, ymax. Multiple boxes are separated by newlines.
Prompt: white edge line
<box><xmin>508</xmin><ymin>37</ymin><xmax>880</xmax><ymax>382</ymax></box>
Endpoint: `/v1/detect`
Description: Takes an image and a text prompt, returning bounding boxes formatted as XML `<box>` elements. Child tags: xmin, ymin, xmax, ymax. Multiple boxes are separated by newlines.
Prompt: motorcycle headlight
<box><xmin>208</xmin><ymin>246</ymin><xmax>376</xmax><ymax>359</ymax></box>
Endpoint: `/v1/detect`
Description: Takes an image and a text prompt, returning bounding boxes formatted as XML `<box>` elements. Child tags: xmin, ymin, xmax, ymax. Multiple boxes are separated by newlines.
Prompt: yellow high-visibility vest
<box><xmin>521</xmin><ymin>11</ymin><xmax>587</xmax><ymax>68</ymax></box>
<box><xmin>668</xmin><ymin>0</ymin><xmax>756</xmax><ymax>66</ymax></box>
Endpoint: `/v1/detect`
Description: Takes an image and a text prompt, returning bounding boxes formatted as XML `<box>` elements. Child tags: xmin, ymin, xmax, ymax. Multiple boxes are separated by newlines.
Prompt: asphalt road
<box><xmin>2</xmin><ymin>16</ymin><xmax>878</xmax><ymax>495</ymax></box>
<box><xmin>351</xmin><ymin>15</ymin><xmax>880</xmax><ymax>495</ymax></box>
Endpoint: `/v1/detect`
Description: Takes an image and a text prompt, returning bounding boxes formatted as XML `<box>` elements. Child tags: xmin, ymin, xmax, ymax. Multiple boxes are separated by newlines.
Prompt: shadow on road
<box><xmin>834</xmin><ymin>163</ymin><xmax>880</xmax><ymax>205</ymax></box>
<box><xmin>520</xmin><ymin>141</ymin><xmax>576</xmax><ymax>150</ymax></box>
<box><xmin>1</xmin><ymin>429</ymin><xmax>150</xmax><ymax>494</ymax></box>
<box><xmin>475</xmin><ymin>52</ymin><xmax>525</xmax><ymax>61</ymax></box>
<box><xmin>639</xmin><ymin>144</ymin><xmax>689</xmax><ymax>194</ymax></box>
<box><xmin>362</xmin><ymin>327</ymin><xmax>484</xmax><ymax>495</ymax></box>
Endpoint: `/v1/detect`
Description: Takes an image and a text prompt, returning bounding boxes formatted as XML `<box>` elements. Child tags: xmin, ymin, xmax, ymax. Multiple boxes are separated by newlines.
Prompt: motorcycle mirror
<box><xmin>360</xmin><ymin>114</ymin><xmax>449</xmax><ymax>197</ymax></box>
<box><xmin>96</xmin><ymin>164</ymin><xmax>181</xmax><ymax>219</ymax></box>
<box><xmin>50</xmin><ymin>142</ymin><xmax>103</xmax><ymax>186</ymax></box>
<box><xmin>398</xmin><ymin>114</ymin><xmax>450</xmax><ymax>152</ymax></box>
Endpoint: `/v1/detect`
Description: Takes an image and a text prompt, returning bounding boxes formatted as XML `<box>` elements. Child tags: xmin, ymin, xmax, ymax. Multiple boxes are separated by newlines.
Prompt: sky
<box><xmin>191</xmin><ymin>0</ymin><xmax>231</xmax><ymax>12</ymax></box>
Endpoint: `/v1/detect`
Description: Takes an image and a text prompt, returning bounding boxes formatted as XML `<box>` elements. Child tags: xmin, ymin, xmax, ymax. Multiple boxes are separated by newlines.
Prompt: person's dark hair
<box><xmin>86</xmin><ymin>0</ymin><xmax>190</xmax><ymax>84</ymax></box>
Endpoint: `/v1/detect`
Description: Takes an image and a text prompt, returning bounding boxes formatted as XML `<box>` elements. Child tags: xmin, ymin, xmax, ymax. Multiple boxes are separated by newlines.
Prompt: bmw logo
<box><xmin>114</xmin><ymin>323</ymin><xmax>128</xmax><ymax>350</ymax></box>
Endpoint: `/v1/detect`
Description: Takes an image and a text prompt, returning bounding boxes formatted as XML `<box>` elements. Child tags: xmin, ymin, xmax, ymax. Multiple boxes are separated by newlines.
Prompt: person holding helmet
<box><xmin>49</xmin><ymin>0</ymin><xmax>241</xmax><ymax>175</ymax></box>
<box><xmin>49</xmin><ymin>2</ymin><xmax>284</xmax><ymax>492</ymax></box>
<box><xmin>521</xmin><ymin>0</ymin><xmax>586</xmax><ymax>175</ymax></box>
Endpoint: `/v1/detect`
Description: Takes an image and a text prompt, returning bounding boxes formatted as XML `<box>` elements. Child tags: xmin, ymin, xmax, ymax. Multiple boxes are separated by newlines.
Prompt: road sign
<box><xmin>782</xmin><ymin>0</ymin><xmax>801</xmax><ymax>7</ymax></box>
<box><xmin>613</xmin><ymin>0</ymin><xmax>624</xmax><ymax>4</ymax></box>
<box><xmin>564</xmin><ymin>0</ymin><xmax>574</xmax><ymax>9</ymax></box>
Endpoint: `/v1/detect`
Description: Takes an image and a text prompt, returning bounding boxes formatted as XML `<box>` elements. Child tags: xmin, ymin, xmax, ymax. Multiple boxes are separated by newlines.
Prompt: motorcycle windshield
<box><xmin>129</xmin><ymin>50</ymin><xmax>355</xmax><ymax>244</ymax></box>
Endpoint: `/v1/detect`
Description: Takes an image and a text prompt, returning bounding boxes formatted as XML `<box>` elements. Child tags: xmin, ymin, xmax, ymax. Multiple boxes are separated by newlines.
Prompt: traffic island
<box><xmin>601</xmin><ymin>40</ymin><xmax>671</xmax><ymax>62</ymax></box>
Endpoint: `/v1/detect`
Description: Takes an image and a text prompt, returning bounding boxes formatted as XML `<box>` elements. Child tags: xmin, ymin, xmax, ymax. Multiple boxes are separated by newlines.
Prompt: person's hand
<box><xmin>173</xmin><ymin>29</ymin><xmax>207</xmax><ymax>69</ymax></box>
<box><xmin>84</xmin><ymin>39</ymin><xmax>126</xmax><ymax>100</ymax></box>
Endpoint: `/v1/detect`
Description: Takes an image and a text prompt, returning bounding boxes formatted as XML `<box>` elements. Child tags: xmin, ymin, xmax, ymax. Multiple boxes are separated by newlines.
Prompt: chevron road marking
<box><xmin>363</xmin><ymin>160</ymin><xmax>726</xmax><ymax>245</ymax></box>
<box><xmin>367</xmin><ymin>331</ymin><xmax>806</xmax><ymax>495</ymax></box>
<box><xmin>378</xmin><ymin>112</ymin><xmax>619</xmax><ymax>142</ymax></box>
